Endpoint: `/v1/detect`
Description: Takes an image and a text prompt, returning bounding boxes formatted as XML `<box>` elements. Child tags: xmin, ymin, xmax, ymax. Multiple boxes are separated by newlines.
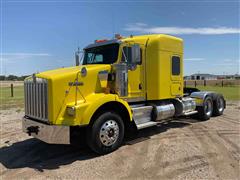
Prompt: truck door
<box><xmin>121</xmin><ymin>45</ymin><xmax>145</xmax><ymax>101</ymax></box>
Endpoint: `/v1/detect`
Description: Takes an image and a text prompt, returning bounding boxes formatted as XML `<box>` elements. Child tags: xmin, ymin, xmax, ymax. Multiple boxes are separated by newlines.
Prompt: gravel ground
<box><xmin>0</xmin><ymin>101</ymin><xmax>239</xmax><ymax>179</ymax></box>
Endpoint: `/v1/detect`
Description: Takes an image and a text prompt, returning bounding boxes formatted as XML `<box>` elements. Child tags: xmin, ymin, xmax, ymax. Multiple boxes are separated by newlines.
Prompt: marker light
<box><xmin>95</xmin><ymin>39</ymin><xmax>108</xmax><ymax>43</ymax></box>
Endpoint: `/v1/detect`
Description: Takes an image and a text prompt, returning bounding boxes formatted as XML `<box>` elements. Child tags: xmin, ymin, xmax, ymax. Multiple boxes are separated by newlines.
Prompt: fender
<box><xmin>80</xmin><ymin>93</ymin><xmax>133</xmax><ymax>125</ymax></box>
<box><xmin>190</xmin><ymin>91</ymin><xmax>220</xmax><ymax>106</ymax></box>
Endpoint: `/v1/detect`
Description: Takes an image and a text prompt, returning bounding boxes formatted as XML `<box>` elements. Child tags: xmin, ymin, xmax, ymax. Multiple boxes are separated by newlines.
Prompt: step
<box><xmin>132</xmin><ymin>106</ymin><xmax>153</xmax><ymax>125</ymax></box>
<box><xmin>136</xmin><ymin>121</ymin><xmax>158</xmax><ymax>130</ymax></box>
<box><xmin>183</xmin><ymin>110</ymin><xmax>198</xmax><ymax>116</ymax></box>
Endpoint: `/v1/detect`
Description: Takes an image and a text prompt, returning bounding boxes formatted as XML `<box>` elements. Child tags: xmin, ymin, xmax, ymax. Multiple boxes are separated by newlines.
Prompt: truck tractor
<box><xmin>23</xmin><ymin>34</ymin><xmax>226</xmax><ymax>154</ymax></box>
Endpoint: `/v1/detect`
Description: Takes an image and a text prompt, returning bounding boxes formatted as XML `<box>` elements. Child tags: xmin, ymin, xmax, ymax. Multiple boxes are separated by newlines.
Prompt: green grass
<box><xmin>187</xmin><ymin>85</ymin><xmax>240</xmax><ymax>100</ymax></box>
<box><xmin>0</xmin><ymin>86</ymin><xmax>24</xmax><ymax>109</ymax></box>
<box><xmin>0</xmin><ymin>85</ymin><xmax>239</xmax><ymax>110</ymax></box>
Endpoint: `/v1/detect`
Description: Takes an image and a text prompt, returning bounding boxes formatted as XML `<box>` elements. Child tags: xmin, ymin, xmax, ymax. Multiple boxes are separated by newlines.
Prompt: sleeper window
<box><xmin>172</xmin><ymin>56</ymin><xmax>180</xmax><ymax>75</ymax></box>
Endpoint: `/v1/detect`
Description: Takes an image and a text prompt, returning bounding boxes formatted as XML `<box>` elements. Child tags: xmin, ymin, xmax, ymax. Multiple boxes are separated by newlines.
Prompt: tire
<box><xmin>87</xmin><ymin>111</ymin><xmax>124</xmax><ymax>154</ymax></box>
<box><xmin>213</xmin><ymin>95</ymin><xmax>225</xmax><ymax>116</ymax></box>
<box><xmin>196</xmin><ymin>96</ymin><xmax>213</xmax><ymax>120</ymax></box>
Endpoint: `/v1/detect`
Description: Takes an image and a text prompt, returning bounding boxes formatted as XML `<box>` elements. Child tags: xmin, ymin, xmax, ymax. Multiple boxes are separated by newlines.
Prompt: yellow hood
<box><xmin>37</xmin><ymin>64</ymin><xmax>111</xmax><ymax>81</ymax></box>
<box><xmin>36</xmin><ymin>64</ymin><xmax>111</xmax><ymax>123</ymax></box>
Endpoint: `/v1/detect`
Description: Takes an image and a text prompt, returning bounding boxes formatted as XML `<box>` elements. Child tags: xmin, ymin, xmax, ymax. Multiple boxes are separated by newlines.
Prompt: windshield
<box><xmin>83</xmin><ymin>43</ymin><xmax>119</xmax><ymax>65</ymax></box>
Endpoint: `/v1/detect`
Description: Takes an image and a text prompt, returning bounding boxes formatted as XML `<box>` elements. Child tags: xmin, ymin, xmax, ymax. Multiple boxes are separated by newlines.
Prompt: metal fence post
<box><xmin>195</xmin><ymin>81</ymin><xmax>197</xmax><ymax>87</ymax></box>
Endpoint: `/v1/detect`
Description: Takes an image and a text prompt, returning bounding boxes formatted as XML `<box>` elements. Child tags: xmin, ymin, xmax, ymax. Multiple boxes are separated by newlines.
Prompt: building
<box><xmin>184</xmin><ymin>73</ymin><xmax>240</xmax><ymax>80</ymax></box>
<box><xmin>184</xmin><ymin>74</ymin><xmax>217</xmax><ymax>80</ymax></box>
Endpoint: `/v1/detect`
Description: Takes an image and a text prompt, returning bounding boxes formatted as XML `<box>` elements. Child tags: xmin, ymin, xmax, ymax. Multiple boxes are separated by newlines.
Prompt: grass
<box><xmin>0</xmin><ymin>84</ymin><xmax>239</xmax><ymax>110</ymax></box>
<box><xmin>187</xmin><ymin>85</ymin><xmax>240</xmax><ymax>100</ymax></box>
<box><xmin>0</xmin><ymin>86</ymin><xmax>24</xmax><ymax>109</ymax></box>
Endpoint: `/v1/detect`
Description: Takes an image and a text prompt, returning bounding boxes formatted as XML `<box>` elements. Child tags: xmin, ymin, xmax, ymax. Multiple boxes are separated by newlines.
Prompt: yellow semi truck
<box><xmin>22</xmin><ymin>34</ymin><xmax>225</xmax><ymax>154</ymax></box>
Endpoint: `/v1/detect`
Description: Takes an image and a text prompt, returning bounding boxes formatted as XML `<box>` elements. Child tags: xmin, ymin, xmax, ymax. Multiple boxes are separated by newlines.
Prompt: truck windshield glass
<box><xmin>83</xmin><ymin>43</ymin><xmax>119</xmax><ymax>65</ymax></box>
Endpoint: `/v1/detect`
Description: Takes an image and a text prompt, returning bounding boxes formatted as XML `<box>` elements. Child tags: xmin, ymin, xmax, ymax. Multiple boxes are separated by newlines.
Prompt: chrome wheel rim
<box><xmin>205</xmin><ymin>100</ymin><xmax>212</xmax><ymax>116</ymax></box>
<box><xmin>99</xmin><ymin>120</ymin><xmax>119</xmax><ymax>146</ymax></box>
<box><xmin>218</xmin><ymin>98</ymin><xmax>224</xmax><ymax>112</ymax></box>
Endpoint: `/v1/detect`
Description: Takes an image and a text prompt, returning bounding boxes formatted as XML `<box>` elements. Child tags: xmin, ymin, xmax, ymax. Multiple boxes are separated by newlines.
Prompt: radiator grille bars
<box><xmin>24</xmin><ymin>78</ymin><xmax>48</xmax><ymax>122</ymax></box>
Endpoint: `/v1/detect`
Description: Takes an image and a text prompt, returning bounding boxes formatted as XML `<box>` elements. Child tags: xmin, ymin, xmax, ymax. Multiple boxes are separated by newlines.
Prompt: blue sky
<box><xmin>1</xmin><ymin>0</ymin><xmax>240</xmax><ymax>76</ymax></box>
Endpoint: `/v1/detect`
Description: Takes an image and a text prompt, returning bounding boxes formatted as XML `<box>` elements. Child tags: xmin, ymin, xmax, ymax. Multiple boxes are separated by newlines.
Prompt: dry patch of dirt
<box><xmin>0</xmin><ymin>102</ymin><xmax>239</xmax><ymax>179</ymax></box>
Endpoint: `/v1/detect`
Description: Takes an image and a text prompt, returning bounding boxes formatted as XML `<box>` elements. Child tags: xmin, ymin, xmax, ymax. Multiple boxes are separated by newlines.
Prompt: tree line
<box><xmin>0</xmin><ymin>75</ymin><xmax>29</xmax><ymax>81</ymax></box>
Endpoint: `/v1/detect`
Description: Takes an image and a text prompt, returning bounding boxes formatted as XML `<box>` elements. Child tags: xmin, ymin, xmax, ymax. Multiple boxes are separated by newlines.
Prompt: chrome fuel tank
<box><xmin>154</xmin><ymin>104</ymin><xmax>175</xmax><ymax>121</ymax></box>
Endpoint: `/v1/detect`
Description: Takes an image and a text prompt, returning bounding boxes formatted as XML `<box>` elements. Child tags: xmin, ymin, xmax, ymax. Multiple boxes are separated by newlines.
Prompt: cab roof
<box><xmin>84</xmin><ymin>34</ymin><xmax>183</xmax><ymax>53</ymax></box>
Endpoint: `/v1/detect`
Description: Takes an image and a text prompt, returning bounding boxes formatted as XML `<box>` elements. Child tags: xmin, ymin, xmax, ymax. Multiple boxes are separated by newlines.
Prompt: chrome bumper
<box><xmin>22</xmin><ymin>117</ymin><xmax>70</xmax><ymax>144</ymax></box>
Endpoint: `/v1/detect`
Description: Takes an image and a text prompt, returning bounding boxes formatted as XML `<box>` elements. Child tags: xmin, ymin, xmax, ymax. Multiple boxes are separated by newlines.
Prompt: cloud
<box><xmin>216</xmin><ymin>63</ymin><xmax>239</xmax><ymax>66</ymax></box>
<box><xmin>1</xmin><ymin>53</ymin><xmax>50</xmax><ymax>56</ymax></box>
<box><xmin>134</xmin><ymin>22</ymin><xmax>148</xmax><ymax>27</ymax></box>
<box><xmin>124</xmin><ymin>23</ymin><xmax>240</xmax><ymax>35</ymax></box>
<box><xmin>185</xmin><ymin>58</ymin><xmax>205</xmax><ymax>61</ymax></box>
<box><xmin>223</xmin><ymin>59</ymin><xmax>240</xmax><ymax>63</ymax></box>
<box><xmin>218</xmin><ymin>63</ymin><xmax>234</xmax><ymax>66</ymax></box>
<box><xmin>0</xmin><ymin>53</ymin><xmax>51</xmax><ymax>62</ymax></box>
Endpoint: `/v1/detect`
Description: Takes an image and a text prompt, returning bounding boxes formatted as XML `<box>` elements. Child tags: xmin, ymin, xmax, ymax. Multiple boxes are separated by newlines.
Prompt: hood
<box><xmin>37</xmin><ymin>64</ymin><xmax>111</xmax><ymax>81</ymax></box>
<box><xmin>36</xmin><ymin>64</ymin><xmax>112</xmax><ymax>123</ymax></box>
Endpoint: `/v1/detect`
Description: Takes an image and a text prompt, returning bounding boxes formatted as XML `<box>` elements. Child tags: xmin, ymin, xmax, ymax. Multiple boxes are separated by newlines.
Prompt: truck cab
<box><xmin>22</xmin><ymin>34</ymin><xmax>225</xmax><ymax>154</ymax></box>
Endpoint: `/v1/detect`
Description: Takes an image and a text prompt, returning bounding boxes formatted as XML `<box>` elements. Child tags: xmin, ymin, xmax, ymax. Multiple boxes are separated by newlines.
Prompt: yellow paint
<box><xmin>33</xmin><ymin>34</ymin><xmax>183</xmax><ymax>126</ymax></box>
<box><xmin>122</xmin><ymin>34</ymin><xmax>183</xmax><ymax>100</ymax></box>
<box><xmin>55</xmin><ymin>93</ymin><xmax>133</xmax><ymax>126</ymax></box>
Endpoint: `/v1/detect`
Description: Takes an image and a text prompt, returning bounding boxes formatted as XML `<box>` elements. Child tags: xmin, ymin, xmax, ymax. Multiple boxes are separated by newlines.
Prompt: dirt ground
<box><xmin>0</xmin><ymin>101</ymin><xmax>239</xmax><ymax>179</ymax></box>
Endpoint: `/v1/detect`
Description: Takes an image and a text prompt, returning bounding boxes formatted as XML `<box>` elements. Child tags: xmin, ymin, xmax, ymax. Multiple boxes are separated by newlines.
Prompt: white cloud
<box><xmin>223</xmin><ymin>59</ymin><xmax>240</xmax><ymax>63</ymax></box>
<box><xmin>216</xmin><ymin>63</ymin><xmax>239</xmax><ymax>66</ymax></box>
<box><xmin>1</xmin><ymin>53</ymin><xmax>51</xmax><ymax>56</ymax></box>
<box><xmin>0</xmin><ymin>52</ymin><xmax>51</xmax><ymax>62</ymax></box>
<box><xmin>134</xmin><ymin>22</ymin><xmax>148</xmax><ymax>27</ymax></box>
<box><xmin>185</xmin><ymin>58</ymin><xmax>205</xmax><ymax>61</ymax></box>
<box><xmin>124</xmin><ymin>23</ymin><xmax>240</xmax><ymax>35</ymax></box>
<box><xmin>223</xmin><ymin>59</ymin><xmax>233</xmax><ymax>62</ymax></box>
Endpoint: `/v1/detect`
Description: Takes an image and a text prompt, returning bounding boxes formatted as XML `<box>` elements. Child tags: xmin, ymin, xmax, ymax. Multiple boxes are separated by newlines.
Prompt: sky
<box><xmin>1</xmin><ymin>0</ymin><xmax>240</xmax><ymax>76</ymax></box>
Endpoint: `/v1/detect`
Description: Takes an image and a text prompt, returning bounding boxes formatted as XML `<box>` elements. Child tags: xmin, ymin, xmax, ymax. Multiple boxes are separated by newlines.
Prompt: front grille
<box><xmin>24</xmin><ymin>78</ymin><xmax>48</xmax><ymax>122</ymax></box>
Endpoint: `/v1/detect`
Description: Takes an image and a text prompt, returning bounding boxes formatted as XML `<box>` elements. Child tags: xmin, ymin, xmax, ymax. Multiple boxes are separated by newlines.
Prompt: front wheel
<box><xmin>87</xmin><ymin>112</ymin><xmax>124</xmax><ymax>154</ymax></box>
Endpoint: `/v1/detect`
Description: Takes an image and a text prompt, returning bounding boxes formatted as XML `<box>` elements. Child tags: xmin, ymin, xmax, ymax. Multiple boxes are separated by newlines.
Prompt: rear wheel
<box><xmin>87</xmin><ymin>112</ymin><xmax>124</xmax><ymax>154</ymax></box>
<box><xmin>213</xmin><ymin>95</ymin><xmax>225</xmax><ymax>116</ymax></box>
<box><xmin>197</xmin><ymin>96</ymin><xmax>213</xmax><ymax>120</ymax></box>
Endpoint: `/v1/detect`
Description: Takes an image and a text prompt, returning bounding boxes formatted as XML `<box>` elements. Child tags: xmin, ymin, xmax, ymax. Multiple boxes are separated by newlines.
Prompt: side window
<box><xmin>172</xmin><ymin>56</ymin><xmax>180</xmax><ymax>75</ymax></box>
<box><xmin>121</xmin><ymin>46</ymin><xmax>142</xmax><ymax>65</ymax></box>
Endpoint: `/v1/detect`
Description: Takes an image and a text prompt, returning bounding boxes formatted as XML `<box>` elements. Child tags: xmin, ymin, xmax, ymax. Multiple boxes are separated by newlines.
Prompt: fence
<box><xmin>1</xmin><ymin>80</ymin><xmax>240</xmax><ymax>98</ymax></box>
<box><xmin>0</xmin><ymin>81</ymin><xmax>23</xmax><ymax>97</ymax></box>
<box><xmin>184</xmin><ymin>79</ymin><xmax>240</xmax><ymax>87</ymax></box>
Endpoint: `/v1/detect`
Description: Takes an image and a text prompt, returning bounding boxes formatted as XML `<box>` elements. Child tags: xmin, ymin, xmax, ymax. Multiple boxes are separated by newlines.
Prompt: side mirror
<box><xmin>131</xmin><ymin>44</ymin><xmax>141</xmax><ymax>64</ymax></box>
